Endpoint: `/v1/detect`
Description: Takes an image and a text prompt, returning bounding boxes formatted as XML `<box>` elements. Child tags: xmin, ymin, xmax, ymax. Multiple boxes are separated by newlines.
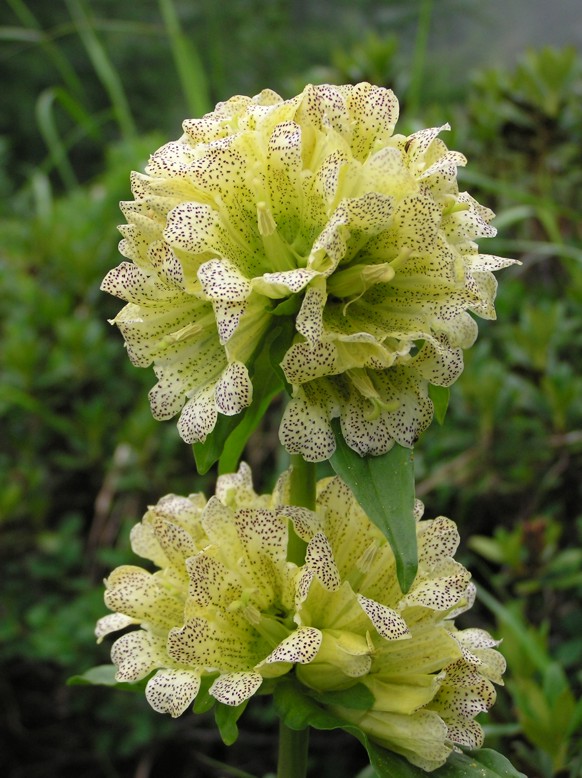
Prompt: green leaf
<box><xmin>67</xmin><ymin>665</ymin><xmax>148</xmax><ymax>692</ymax></box>
<box><xmin>193</xmin><ymin>674</ymin><xmax>217</xmax><ymax>714</ymax></box>
<box><xmin>428</xmin><ymin>384</ymin><xmax>450</xmax><ymax>425</ymax></box>
<box><xmin>214</xmin><ymin>700</ymin><xmax>248</xmax><ymax>746</ymax></box>
<box><xmin>276</xmin><ymin>678</ymin><xmax>525</xmax><ymax>778</ymax></box>
<box><xmin>267</xmin><ymin>315</ymin><xmax>296</xmax><ymax>395</ymax></box>
<box><xmin>364</xmin><ymin>743</ymin><xmax>528</xmax><ymax>778</ymax></box>
<box><xmin>276</xmin><ymin>679</ymin><xmax>525</xmax><ymax>778</ymax></box>
<box><xmin>568</xmin><ymin>696</ymin><xmax>582</xmax><ymax>737</ymax></box>
<box><xmin>67</xmin><ymin>664</ymin><xmax>119</xmax><ymax>686</ymax></box>
<box><xmin>542</xmin><ymin>661</ymin><xmax>569</xmax><ymax>706</ymax></box>
<box><xmin>218</xmin><ymin>334</ymin><xmax>285</xmax><ymax>474</ymax></box>
<box><xmin>271</xmin><ymin>294</ymin><xmax>302</xmax><ymax>317</ymax></box>
<box><xmin>435</xmin><ymin>749</ymin><xmax>528</xmax><ymax>778</ymax></box>
<box><xmin>311</xmin><ymin>683</ymin><xmax>375</xmax><ymax>711</ymax></box>
<box><xmin>273</xmin><ymin>678</ymin><xmax>345</xmax><ymax>731</ymax></box>
<box><xmin>330</xmin><ymin>422</ymin><xmax>417</xmax><ymax>593</ymax></box>
<box><xmin>476</xmin><ymin>585</ymin><xmax>551</xmax><ymax>673</ymax></box>
<box><xmin>193</xmin><ymin>412</ymin><xmax>241</xmax><ymax>475</ymax></box>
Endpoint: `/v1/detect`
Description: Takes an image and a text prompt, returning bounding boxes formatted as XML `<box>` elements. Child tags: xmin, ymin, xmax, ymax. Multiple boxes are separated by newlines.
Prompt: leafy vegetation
<box><xmin>1</xmin><ymin>1</ymin><xmax>581</xmax><ymax>775</ymax></box>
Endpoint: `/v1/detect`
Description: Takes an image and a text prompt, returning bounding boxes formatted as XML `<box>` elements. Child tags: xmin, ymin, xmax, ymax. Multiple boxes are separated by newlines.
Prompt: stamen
<box><xmin>165</xmin><ymin>320</ymin><xmax>206</xmax><ymax>343</ymax></box>
<box><xmin>328</xmin><ymin>262</ymin><xmax>395</xmax><ymax>299</ymax></box>
<box><xmin>164</xmin><ymin>310</ymin><xmax>217</xmax><ymax>343</ymax></box>
<box><xmin>257</xmin><ymin>201</ymin><xmax>277</xmax><ymax>237</ymax></box>
<box><xmin>356</xmin><ymin>540</ymin><xmax>380</xmax><ymax>574</ymax></box>
<box><xmin>347</xmin><ymin>369</ymin><xmax>400</xmax><ymax>420</ymax></box>
<box><xmin>388</xmin><ymin>247</ymin><xmax>412</xmax><ymax>271</ymax></box>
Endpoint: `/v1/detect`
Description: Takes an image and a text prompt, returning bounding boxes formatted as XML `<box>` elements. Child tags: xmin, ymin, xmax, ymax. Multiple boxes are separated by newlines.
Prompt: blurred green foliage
<box><xmin>1</xmin><ymin>0</ymin><xmax>581</xmax><ymax>774</ymax></box>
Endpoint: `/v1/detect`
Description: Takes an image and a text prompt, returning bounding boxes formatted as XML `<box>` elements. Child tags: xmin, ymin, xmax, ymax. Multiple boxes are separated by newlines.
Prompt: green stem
<box><xmin>277</xmin><ymin>718</ymin><xmax>309</xmax><ymax>778</ymax></box>
<box><xmin>289</xmin><ymin>454</ymin><xmax>316</xmax><ymax>510</ymax></box>
<box><xmin>287</xmin><ymin>454</ymin><xmax>315</xmax><ymax>566</ymax></box>
<box><xmin>278</xmin><ymin>455</ymin><xmax>314</xmax><ymax>778</ymax></box>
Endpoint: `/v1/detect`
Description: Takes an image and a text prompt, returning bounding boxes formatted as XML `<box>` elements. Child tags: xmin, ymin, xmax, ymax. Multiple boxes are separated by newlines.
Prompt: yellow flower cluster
<box><xmin>97</xmin><ymin>464</ymin><xmax>504</xmax><ymax>771</ymax></box>
<box><xmin>102</xmin><ymin>83</ymin><xmax>514</xmax><ymax>461</ymax></box>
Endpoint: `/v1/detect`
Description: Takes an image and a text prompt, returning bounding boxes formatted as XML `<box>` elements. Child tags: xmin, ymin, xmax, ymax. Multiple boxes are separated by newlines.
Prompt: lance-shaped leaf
<box><xmin>274</xmin><ymin>678</ymin><xmax>525</xmax><ymax>778</ymax></box>
<box><xmin>330</xmin><ymin>420</ymin><xmax>417</xmax><ymax>593</ymax></box>
<box><xmin>365</xmin><ymin>742</ymin><xmax>528</xmax><ymax>778</ymax></box>
<box><xmin>214</xmin><ymin>699</ymin><xmax>249</xmax><ymax>746</ymax></box>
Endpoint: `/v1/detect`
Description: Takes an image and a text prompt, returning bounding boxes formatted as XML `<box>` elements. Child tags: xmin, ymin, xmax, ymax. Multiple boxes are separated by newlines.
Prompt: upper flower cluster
<box><xmin>97</xmin><ymin>463</ymin><xmax>504</xmax><ymax>771</ymax></box>
<box><xmin>102</xmin><ymin>83</ymin><xmax>513</xmax><ymax>461</ymax></box>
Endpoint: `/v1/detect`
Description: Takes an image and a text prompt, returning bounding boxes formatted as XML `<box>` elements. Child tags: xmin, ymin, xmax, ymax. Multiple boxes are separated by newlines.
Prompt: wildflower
<box><xmin>97</xmin><ymin>464</ymin><xmax>503</xmax><ymax>771</ymax></box>
<box><xmin>297</xmin><ymin>477</ymin><xmax>506</xmax><ymax>770</ymax></box>
<box><xmin>103</xmin><ymin>83</ymin><xmax>514</xmax><ymax>461</ymax></box>
<box><xmin>96</xmin><ymin>463</ymin><xmax>322</xmax><ymax>716</ymax></box>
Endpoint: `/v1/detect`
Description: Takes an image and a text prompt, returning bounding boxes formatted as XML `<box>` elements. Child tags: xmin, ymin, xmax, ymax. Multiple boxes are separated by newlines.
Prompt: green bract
<box><xmin>102</xmin><ymin>82</ymin><xmax>514</xmax><ymax>461</ymax></box>
<box><xmin>97</xmin><ymin>463</ymin><xmax>504</xmax><ymax>771</ymax></box>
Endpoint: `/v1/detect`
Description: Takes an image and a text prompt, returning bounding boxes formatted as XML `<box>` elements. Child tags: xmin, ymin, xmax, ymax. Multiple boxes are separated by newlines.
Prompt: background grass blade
<box><xmin>65</xmin><ymin>0</ymin><xmax>136</xmax><ymax>139</ymax></box>
<box><xmin>36</xmin><ymin>88</ymin><xmax>79</xmax><ymax>189</ymax></box>
<box><xmin>6</xmin><ymin>0</ymin><xmax>86</xmax><ymax>99</ymax></box>
<box><xmin>158</xmin><ymin>0</ymin><xmax>212</xmax><ymax>118</ymax></box>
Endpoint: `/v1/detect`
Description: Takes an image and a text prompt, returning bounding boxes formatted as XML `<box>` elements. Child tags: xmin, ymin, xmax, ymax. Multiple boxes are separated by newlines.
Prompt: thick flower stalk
<box><xmin>102</xmin><ymin>82</ymin><xmax>514</xmax><ymax>461</ymax></box>
<box><xmin>97</xmin><ymin>463</ymin><xmax>504</xmax><ymax>771</ymax></box>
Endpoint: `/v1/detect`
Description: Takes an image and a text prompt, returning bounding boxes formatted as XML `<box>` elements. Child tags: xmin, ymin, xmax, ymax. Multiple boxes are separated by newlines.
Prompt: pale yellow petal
<box><xmin>210</xmin><ymin>672</ymin><xmax>263</xmax><ymax>705</ymax></box>
<box><xmin>146</xmin><ymin>669</ymin><xmax>201</xmax><ymax>717</ymax></box>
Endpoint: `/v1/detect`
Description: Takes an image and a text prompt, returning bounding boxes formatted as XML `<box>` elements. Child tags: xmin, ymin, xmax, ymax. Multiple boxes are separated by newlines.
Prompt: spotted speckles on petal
<box><xmin>210</xmin><ymin>672</ymin><xmax>263</xmax><ymax>705</ymax></box>
<box><xmin>340</xmin><ymin>391</ymin><xmax>398</xmax><ymax>457</ymax></box>
<box><xmin>345</xmin><ymin>82</ymin><xmax>399</xmax><ymax>158</ymax></box>
<box><xmin>276</xmin><ymin>505</ymin><xmax>323</xmax><ymax>540</ymax></box>
<box><xmin>95</xmin><ymin>612</ymin><xmax>137</xmax><ymax>643</ymax></box>
<box><xmin>215</xmin><ymin>461</ymin><xmax>257</xmax><ymax>506</ymax></box>
<box><xmin>399</xmin><ymin>561</ymin><xmax>471</xmax><ymax>612</ymax></box>
<box><xmin>163</xmin><ymin>202</ymin><xmax>216</xmax><ymax>254</ymax></box>
<box><xmin>167</xmin><ymin>619</ymin><xmax>210</xmax><ymax>667</ymax></box>
<box><xmin>187</xmin><ymin>552</ymin><xmax>238</xmax><ymax>608</ymax></box>
<box><xmin>215</xmin><ymin>361</ymin><xmax>252</xmax><ymax>415</ymax></box>
<box><xmin>146</xmin><ymin>669</ymin><xmax>201</xmax><ymax>717</ymax></box>
<box><xmin>445</xmin><ymin>717</ymin><xmax>485</xmax><ymax>750</ymax></box>
<box><xmin>357</xmin><ymin>595</ymin><xmax>410</xmax><ymax>640</ymax></box>
<box><xmin>296</xmin><ymin>285</ymin><xmax>326</xmax><ymax>344</ymax></box>
<box><xmin>101</xmin><ymin>262</ymin><xmax>153</xmax><ymax>303</ymax></box>
<box><xmin>198</xmin><ymin>259</ymin><xmax>251</xmax><ymax>302</ymax></box>
<box><xmin>281</xmin><ymin>341</ymin><xmax>339</xmax><ymax>384</ymax></box>
<box><xmin>212</xmin><ymin>300</ymin><xmax>247</xmax><ymax>344</ymax></box>
<box><xmin>97</xmin><ymin>463</ymin><xmax>505</xmax><ymax>764</ymax></box>
<box><xmin>104</xmin><ymin>566</ymin><xmax>183</xmax><ymax>628</ymax></box>
<box><xmin>417</xmin><ymin>516</ymin><xmax>460</xmax><ymax>570</ymax></box>
<box><xmin>453</xmin><ymin>629</ymin><xmax>506</xmax><ymax>685</ymax></box>
<box><xmin>261</xmin><ymin>627</ymin><xmax>322</xmax><ymax>665</ymax></box>
<box><xmin>430</xmin><ymin>660</ymin><xmax>497</xmax><ymax>724</ymax></box>
<box><xmin>252</xmin><ymin>268</ymin><xmax>317</xmax><ymax>298</ymax></box>
<box><xmin>103</xmin><ymin>83</ymin><xmax>513</xmax><ymax>455</ymax></box>
<box><xmin>305</xmin><ymin>533</ymin><xmax>341</xmax><ymax>591</ymax></box>
<box><xmin>177</xmin><ymin>385</ymin><xmax>218</xmax><ymax>443</ymax></box>
<box><xmin>111</xmin><ymin>630</ymin><xmax>168</xmax><ymax>682</ymax></box>
<box><xmin>405</xmin><ymin>125</ymin><xmax>451</xmax><ymax>164</ymax></box>
<box><xmin>279</xmin><ymin>388</ymin><xmax>337</xmax><ymax>463</ymax></box>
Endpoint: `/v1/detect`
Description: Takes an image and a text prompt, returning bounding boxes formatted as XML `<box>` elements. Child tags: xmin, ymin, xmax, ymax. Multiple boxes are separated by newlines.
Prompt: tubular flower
<box><xmin>102</xmin><ymin>83</ymin><xmax>515</xmax><ymax>461</ymax></box>
<box><xmin>297</xmin><ymin>477</ymin><xmax>506</xmax><ymax>771</ymax></box>
<box><xmin>96</xmin><ymin>463</ymin><xmax>323</xmax><ymax>716</ymax></box>
<box><xmin>97</xmin><ymin>464</ymin><xmax>504</xmax><ymax>771</ymax></box>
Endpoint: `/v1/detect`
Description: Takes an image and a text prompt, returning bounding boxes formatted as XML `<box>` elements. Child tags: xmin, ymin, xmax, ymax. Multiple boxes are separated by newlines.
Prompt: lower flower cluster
<box><xmin>97</xmin><ymin>463</ymin><xmax>504</xmax><ymax>771</ymax></box>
